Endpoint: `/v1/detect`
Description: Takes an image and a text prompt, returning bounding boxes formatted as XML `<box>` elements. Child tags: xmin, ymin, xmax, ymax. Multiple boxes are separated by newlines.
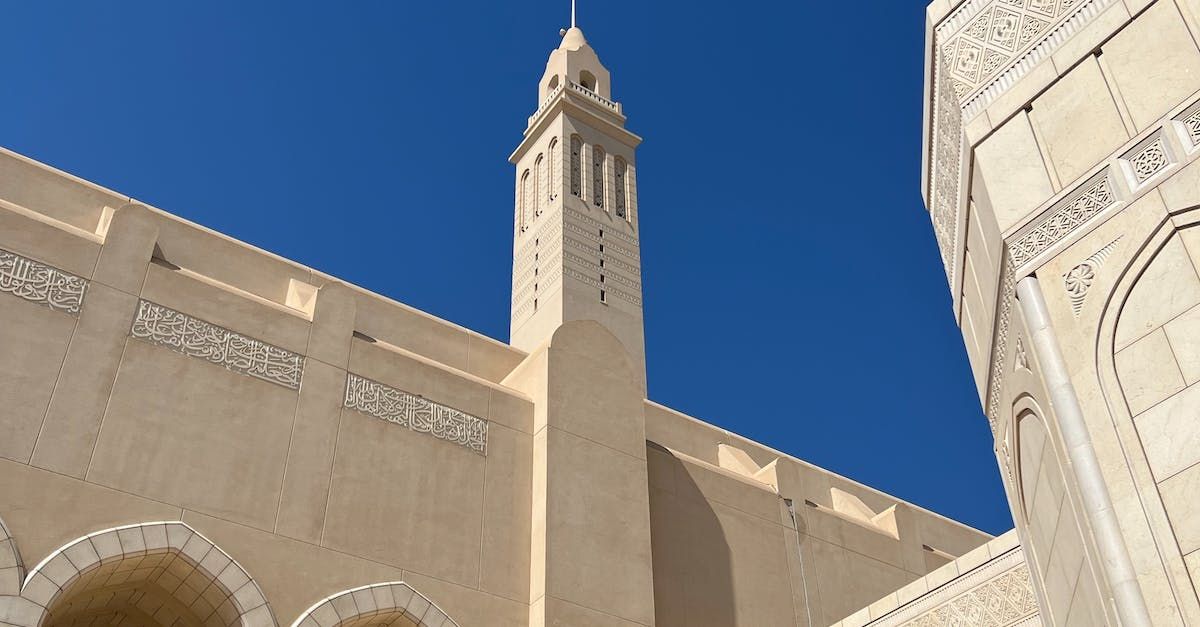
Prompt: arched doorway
<box><xmin>11</xmin><ymin>521</ymin><xmax>274</xmax><ymax>627</ymax></box>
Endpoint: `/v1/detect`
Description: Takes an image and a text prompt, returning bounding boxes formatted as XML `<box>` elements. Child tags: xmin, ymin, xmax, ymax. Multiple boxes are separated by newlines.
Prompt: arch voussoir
<box><xmin>293</xmin><ymin>582</ymin><xmax>459</xmax><ymax>627</ymax></box>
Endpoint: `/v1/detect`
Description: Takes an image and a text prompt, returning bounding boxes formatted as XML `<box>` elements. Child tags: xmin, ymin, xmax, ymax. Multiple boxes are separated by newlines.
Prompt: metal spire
<box><xmin>571</xmin><ymin>0</ymin><xmax>576</xmax><ymax>28</ymax></box>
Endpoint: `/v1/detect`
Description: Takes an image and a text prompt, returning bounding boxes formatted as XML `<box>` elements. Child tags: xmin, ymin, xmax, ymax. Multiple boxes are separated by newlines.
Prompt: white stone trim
<box><xmin>292</xmin><ymin>582</ymin><xmax>459</xmax><ymax>627</ymax></box>
<box><xmin>130</xmin><ymin>299</ymin><xmax>305</xmax><ymax>390</ymax></box>
<box><xmin>343</xmin><ymin>373</ymin><xmax>488</xmax><ymax>455</ymax></box>
<box><xmin>865</xmin><ymin>546</ymin><xmax>1037</xmax><ymax>626</ymax></box>
<box><xmin>0</xmin><ymin>247</ymin><xmax>88</xmax><ymax>316</ymax></box>
<box><xmin>6</xmin><ymin>521</ymin><xmax>274</xmax><ymax>627</ymax></box>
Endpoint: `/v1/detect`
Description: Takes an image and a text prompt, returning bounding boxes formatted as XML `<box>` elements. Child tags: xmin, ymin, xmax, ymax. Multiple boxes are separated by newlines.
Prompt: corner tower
<box><xmin>509</xmin><ymin>25</ymin><xmax>645</xmax><ymax>380</ymax></box>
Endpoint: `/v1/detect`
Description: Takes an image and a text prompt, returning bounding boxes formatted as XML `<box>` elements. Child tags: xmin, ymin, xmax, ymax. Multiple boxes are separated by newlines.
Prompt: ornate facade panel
<box><xmin>903</xmin><ymin>566</ymin><xmax>1040</xmax><ymax>627</ymax></box>
<box><xmin>343</xmin><ymin>373</ymin><xmax>488</xmax><ymax>455</ymax></box>
<box><xmin>928</xmin><ymin>0</ymin><xmax>1116</xmax><ymax>287</ymax></box>
<box><xmin>0</xmin><ymin>247</ymin><xmax>88</xmax><ymax>316</ymax></box>
<box><xmin>130</xmin><ymin>300</ymin><xmax>305</xmax><ymax>389</ymax></box>
<box><xmin>1064</xmin><ymin>237</ymin><xmax>1122</xmax><ymax>317</ymax></box>
<box><xmin>985</xmin><ymin>258</ymin><xmax>1016</xmax><ymax>434</ymax></box>
<box><xmin>1007</xmin><ymin>171</ymin><xmax>1119</xmax><ymax>270</ymax></box>
<box><xmin>1119</xmin><ymin>133</ymin><xmax>1175</xmax><ymax>189</ymax></box>
<box><xmin>862</xmin><ymin>545</ymin><xmax>1040</xmax><ymax>627</ymax></box>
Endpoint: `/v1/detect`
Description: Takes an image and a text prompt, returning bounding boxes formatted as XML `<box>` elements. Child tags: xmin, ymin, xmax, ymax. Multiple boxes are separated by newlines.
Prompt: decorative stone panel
<box><xmin>130</xmin><ymin>300</ymin><xmax>305</xmax><ymax>389</ymax></box>
<box><xmin>0</xmin><ymin>247</ymin><xmax>88</xmax><ymax>316</ymax></box>
<box><xmin>902</xmin><ymin>565</ymin><xmax>1039</xmax><ymax>626</ymax></box>
<box><xmin>1173</xmin><ymin>101</ymin><xmax>1200</xmax><ymax>152</ymax></box>
<box><xmin>1118</xmin><ymin>133</ymin><xmax>1175</xmax><ymax>190</ymax></box>
<box><xmin>985</xmin><ymin>258</ymin><xmax>1016</xmax><ymax>434</ymax></box>
<box><xmin>343</xmin><ymin>373</ymin><xmax>488</xmax><ymax>455</ymax></box>
<box><xmin>1007</xmin><ymin>170</ymin><xmax>1119</xmax><ymax>269</ymax></box>
<box><xmin>855</xmin><ymin>545</ymin><xmax>1039</xmax><ymax>627</ymax></box>
<box><xmin>927</xmin><ymin>0</ymin><xmax>1117</xmax><ymax>287</ymax></box>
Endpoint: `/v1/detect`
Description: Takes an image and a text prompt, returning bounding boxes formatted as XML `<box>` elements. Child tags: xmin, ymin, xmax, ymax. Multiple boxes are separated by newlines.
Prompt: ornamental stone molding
<box><xmin>343</xmin><ymin>373</ymin><xmax>488</xmax><ymax>455</ymax></box>
<box><xmin>902</xmin><ymin>563</ymin><xmax>1039</xmax><ymax>627</ymax></box>
<box><xmin>927</xmin><ymin>0</ymin><xmax>1116</xmax><ymax>287</ymax></box>
<box><xmin>130</xmin><ymin>300</ymin><xmax>305</xmax><ymax>390</ymax></box>
<box><xmin>1006</xmin><ymin>91</ymin><xmax>1200</xmax><ymax>275</ymax></box>
<box><xmin>863</xmin><ymin>545</ymin><xmax>1039</xmax><ymax>627</ymax></box>
<box><xmin>0</xmin><ymin>247</ymin><xmax>88</xmax><ymax>316</ymax></box>
<box><xmin>985</xmin><ymin>258</ymin><xmax>1016</xmax><ymax>434</ymax></box>
<box><xmin>292</xmin><ymin>582</ymin><xmax>460</xmax><ymax>627</ymax></box>
<box><xmin>5</xmin><ymin>521</ymin><xmax>273</xmax><ymax>627</ymax></box>
<box><xmin>1007</xmin><ymin>172</ymin><xmax>1118</xmax><ymax>269</ymax></box>
<box><xmin>1064</xmin><ymin>237</ymin><xmax>1122</xmax><ymax>317</ymax></box>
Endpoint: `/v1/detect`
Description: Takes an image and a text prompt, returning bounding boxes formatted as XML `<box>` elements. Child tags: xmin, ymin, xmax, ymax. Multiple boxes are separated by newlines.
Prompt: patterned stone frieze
<box><xmin>563</xmin><ymin>221</ymin><xmax>640</xmax><ymax>261</ymax></box>
<box><xmin>864</xmin><ymin>546</ymin><xmax>1039</xmax><ymax>627</ymax></box>
<box><xmin>343</xmin><ymin>373</ymin><xmax>488</xmax><ymax>454</ymax></box>
<box><xmin>902</xmin><ymin>565</ymin><xmax>1039</xmax><ymax>627</ymax></box>
<box><xmin>565</xmin><ymin>207</ymin><xmax>638</xmax><ymax>246</ymax></box>
<box><xmin>985</xmin><ymin>258</ymin><xmax>1015</xmax><ymax>434</ymax></box>
<box><xmin>564</xmin><ymin>266</ymin><xmax>641</xmax><ymax>306</ymax></box>
<box><xmin>130</xmin><ymin>300</ymin><xmax>305</xmax><ymax>389</ymax></box>
<box><xmin>0</xmin><ymin>248</ymin><xmax>88</xmax><ymax>315</ymax></box>
<box><xmin>1007</xmin><ymin>171</ymin><xmax>1118</xmax><ymax>269</ymax></box>
<box><xmin>1120</xmin><ymin>134</ymin><xmax>1173</xmax><ymax>188</ymax></box>
<box><xmin>1177</xmin><ymin>103</ymin><xmax>1200</xmax><ymax>149</ymax></box>
<box><xmin>928</xmin><ymin>0</ymin><xmax>1114</xmax><ymax>287</ymax></box>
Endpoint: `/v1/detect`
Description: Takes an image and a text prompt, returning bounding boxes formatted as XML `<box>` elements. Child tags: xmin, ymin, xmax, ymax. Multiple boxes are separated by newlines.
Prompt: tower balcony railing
<box><xmin>528</xmin><ymin>83</ymin><xmax>566</xmax><ymax>127</ymax></box>
<box><xmin>527</xmin><ymin>80</ymin><xmax>623</xmax><ymax>128</ymax></box>
<box><xmin>565</xmin><ymin>80</ymin><xmax>620</xmax><ymax>113</ymax></box>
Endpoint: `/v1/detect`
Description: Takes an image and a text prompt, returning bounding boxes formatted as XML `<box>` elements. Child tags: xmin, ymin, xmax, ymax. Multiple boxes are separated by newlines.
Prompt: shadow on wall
<box><xmin>647</xmin><ymin>442</ymin><xmax>736</xmax><ymax>627</ymax></box>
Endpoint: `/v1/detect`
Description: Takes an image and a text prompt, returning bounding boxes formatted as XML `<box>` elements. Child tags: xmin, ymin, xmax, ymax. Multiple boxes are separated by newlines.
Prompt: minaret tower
<box><xmin>509</xmin><ymin>19</ymin><xmax>645</xmax><ymax>379</ymax></box>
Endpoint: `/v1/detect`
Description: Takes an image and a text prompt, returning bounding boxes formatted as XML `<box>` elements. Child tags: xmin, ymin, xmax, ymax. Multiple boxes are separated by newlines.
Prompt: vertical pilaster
<box><xmin>30</xmin><ymin>204</ymin><xmax>158</xmax><ymax>477</ymax></box>
<box><xmin>507</xmin><ymin>320</ymin><xmax>655</xmax><ymax>627</ymax></box>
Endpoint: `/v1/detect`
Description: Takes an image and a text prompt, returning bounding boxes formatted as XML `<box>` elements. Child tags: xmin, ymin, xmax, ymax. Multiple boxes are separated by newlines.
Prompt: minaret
<box><xmin>509</xmin><ymin>23</ymin><xmax>645</xmax><ymax>381</ymax></box>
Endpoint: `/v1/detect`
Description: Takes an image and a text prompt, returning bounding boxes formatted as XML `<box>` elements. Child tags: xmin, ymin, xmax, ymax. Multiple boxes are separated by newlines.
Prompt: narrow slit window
<box><xmin>519</xmin><ymin>170</ymin><xmax>531</xmax><ymax>232</ymax></box>
<box><xmin>614</xmin><ymin>158</ymin><xmax>627</xmax><ymax>219</ymax></box>
<box><xmin>534</xmin><ymin>154</ymin><xmax>545</xmax><ymax>216</ymax></box>
<box><xmin>592</xmin><ymin>145</ymin><xmax>606</xmax><ymax>208</ymax></box>
<box><xmin>548</xmin><ymin>138</ymin><xmax>559</xmax><ymax>202</ymax></box>
<box><xmin>570</xmin><ymin>136</ymin><xmax>583</xmax><ymax>197</ymax></box>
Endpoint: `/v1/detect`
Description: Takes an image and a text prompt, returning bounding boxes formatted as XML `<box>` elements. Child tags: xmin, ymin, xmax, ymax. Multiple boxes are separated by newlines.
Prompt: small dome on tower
<box><xmin>558</xmin><ymin>26</ymin><xmax>588</xmax><ymax>51</ymax></box>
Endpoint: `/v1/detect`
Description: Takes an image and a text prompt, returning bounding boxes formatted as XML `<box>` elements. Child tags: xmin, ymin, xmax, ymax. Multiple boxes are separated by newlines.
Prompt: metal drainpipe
<box><xmin>1016</xmin><ymin>276</ymin><xmax>1151</xmax><ymax>626</ymax></box>
<box><xmin>784</xmin><ymin>498</ymin><xmax>815</xmax><ymax>627</ymax></box>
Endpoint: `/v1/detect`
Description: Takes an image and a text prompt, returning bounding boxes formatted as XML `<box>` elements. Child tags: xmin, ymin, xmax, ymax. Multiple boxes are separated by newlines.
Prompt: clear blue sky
<box><xmin>3</xmin><ymin>1</ymin><xmax>1012</xmax><ymax>534</ymax></box>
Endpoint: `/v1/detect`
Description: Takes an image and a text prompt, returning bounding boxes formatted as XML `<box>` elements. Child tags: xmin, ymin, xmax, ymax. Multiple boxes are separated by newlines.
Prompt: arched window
<box><xmin>548</xmin><ymin>75</ymin><xmax>560</xmax><ymax>91</ymax></box>
<box><xmin>548</xmin><ymin>138</ymin><xmax>559</xmax><ymax>203</ymax></box>
<box><xmin>614</xmin><ymin>157</ymin><xmax>627</xmax><ymax>219</ymax></box>
<box><xmin>580</xmin><ymin>70</ymin><xmax>597</xmax><ymax>91</ymax></box>
<box><xmin>592</xmin><ymin>145</ymin><xmax>606</xmax><ymax>209</ymax></box>
<box><xmin>519</xmin><ymin>169</ymin><xmax>531</xmax><ymax>232</ymax></box>
<box><xmin>1016</xmin><ymin>411</ymin><xmax>1046</xmax><ymax>519</ymax></box>
<box><xmin>534</xmin><ymin>154</ymin><xmax>544</xmax><ymax>216</ymax></box>
<box><xmin>570</xmin><ymin>136</ymin><xmax>583</xmax><ymax>198</ymax></box>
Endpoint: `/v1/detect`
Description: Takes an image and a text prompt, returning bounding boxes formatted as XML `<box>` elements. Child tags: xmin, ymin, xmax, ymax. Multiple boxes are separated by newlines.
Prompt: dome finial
<box><xmin>571</xmin><ymin>0</ymin><xmax>576</xmax><ymax>28</ymax></box>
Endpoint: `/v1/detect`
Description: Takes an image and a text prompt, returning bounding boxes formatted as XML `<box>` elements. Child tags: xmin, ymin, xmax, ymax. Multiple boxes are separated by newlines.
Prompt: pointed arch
<box><xmin>592</xmin><ymin>144</ymin><xmax>606</xmax><ymax>209</ymax></box>
<box><xmin>292</xmin><ymin>582</ymin><xmax>459</xmax><ymax>627</ymax></box>
<box><xmin>519</xmin><ymin>169</ymin><xmax>531</xmax><ymax>232</ymax></box>
<box><xmin>547</xmin><ymin>137</ymin><xmax>559</xmax><ymax>204</ymax></box>
<box><xmin>570</xmin><ymin>136</ymin><xmax>583</xmax><ymax>198</ymax></box>
<box><xmin>534</xmin><ymin>153</ymin><xmax>545</xmax><ymax>217</ymax></box>
<box><xmin>7</xmin><ymin>521</ymin><xmax>274</xmax><ymax>627</ymax></box>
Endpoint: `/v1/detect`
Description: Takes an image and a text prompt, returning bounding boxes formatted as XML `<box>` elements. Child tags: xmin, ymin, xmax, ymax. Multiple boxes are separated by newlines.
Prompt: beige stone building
<box><xmin>907</xmin><ymin>0</ymin><xmax>1200</xmax><ymax>624</ymax></box>
<box><xmin>6</xmin><ymin>1</ymin><xmax>1193</xmax><ymax>624</ymax></box>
